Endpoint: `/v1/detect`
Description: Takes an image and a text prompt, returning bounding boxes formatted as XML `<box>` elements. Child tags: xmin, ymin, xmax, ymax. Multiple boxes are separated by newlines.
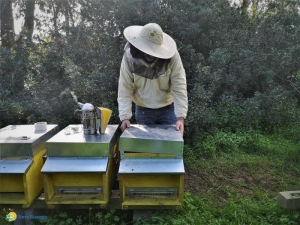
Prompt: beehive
<box><xmin>118</xmin><ymin>125</ymin><xmax>185</xmax><ymax>209</ymax></box>
<box><xmin>0</xmin><ymin>124</ymin><xmax>59</xmax><ymax>208</ymax></box>
<box><xmin>41</xmin><ymin>124</ymin><xmax>120</xmax><ymax>208</ymax></box>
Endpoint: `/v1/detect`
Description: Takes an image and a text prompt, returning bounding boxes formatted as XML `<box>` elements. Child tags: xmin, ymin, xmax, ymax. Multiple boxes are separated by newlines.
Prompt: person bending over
<box><xmin>117</xmin><ymin>23</ymin><xmax>188</xmax><ymax>136</ymax></box>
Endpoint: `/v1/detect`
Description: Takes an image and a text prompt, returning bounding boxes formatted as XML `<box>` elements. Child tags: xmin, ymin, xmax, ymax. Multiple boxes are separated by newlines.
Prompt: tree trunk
<box><xmin>13</xmin><ymin>0</ymin><xmax>36</xmax><ymax>92</ymax></box>
<box><xmin>23</xmin><ymin>0</ymin><xmax>35</xmax><ymax>42</ymax></box>
<box><xmin>63</xmin><ymin>0</ymin><xmax>70</xmax><ymax>37</ymax></box>
<box><xmin>0</xmin><ymin>0</ymin><xmax>14</xmax><ymax>48</ymax></box>
<box><xmin>51</xmin><ymin>0</ymin><xmax>62</xmax><ymax>37</ymax></box>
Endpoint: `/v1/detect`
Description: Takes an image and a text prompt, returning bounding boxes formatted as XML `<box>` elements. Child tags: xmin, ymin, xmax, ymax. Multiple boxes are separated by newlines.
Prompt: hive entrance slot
<box><xmin>54</xmin><ymin>186</ymin><xmax>103</xmax><ymax>195</ymax></box>
<box><xmin>126</xmin><ymin>187</ymin><xmax>178</xmax><ymax>196</ymax></box>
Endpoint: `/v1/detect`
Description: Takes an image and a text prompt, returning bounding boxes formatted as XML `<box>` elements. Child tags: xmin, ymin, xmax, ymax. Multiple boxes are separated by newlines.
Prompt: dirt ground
<box><xmin>184</xmin><ymin>164</ymin><xmax>280</xmax><ymax>198</ymax></box>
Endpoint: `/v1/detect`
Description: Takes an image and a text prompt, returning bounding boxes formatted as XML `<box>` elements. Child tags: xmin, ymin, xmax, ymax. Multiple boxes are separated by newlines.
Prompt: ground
<box><xmin>184</xmin><ymin>160</ymin><xmax>280</xmax><ymax>199</ymax></box>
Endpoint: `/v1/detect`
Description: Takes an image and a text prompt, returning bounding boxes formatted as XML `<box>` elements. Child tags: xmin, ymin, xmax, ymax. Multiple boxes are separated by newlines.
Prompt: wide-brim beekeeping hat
<box><xmin>123</xmin><ymin>23</ymin><xmax>177</xmax><ymax>59</ymax></box>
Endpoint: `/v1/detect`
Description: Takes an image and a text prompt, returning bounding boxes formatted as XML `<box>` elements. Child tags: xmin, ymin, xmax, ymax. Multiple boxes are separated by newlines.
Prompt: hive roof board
<box><xmin>119</xmin><ymin>125</ymin><xmax>184</xmax><ymax>155</ymax></box>
<box><xmin>45</xmin><ymin>124</ymin><xmax>119</xmax><ymax>157</ymax></box>
<box><xmin>0</xmin><ymin>125</ymin><xmax>59</xmax><ymax>157</ymax></box>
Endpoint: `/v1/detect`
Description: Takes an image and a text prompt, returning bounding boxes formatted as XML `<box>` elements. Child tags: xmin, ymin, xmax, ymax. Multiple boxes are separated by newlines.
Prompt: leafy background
<box><xmin>1</xmin><ymin>0</ymin><xmax>300</xmax><ymax>144</ymax></box>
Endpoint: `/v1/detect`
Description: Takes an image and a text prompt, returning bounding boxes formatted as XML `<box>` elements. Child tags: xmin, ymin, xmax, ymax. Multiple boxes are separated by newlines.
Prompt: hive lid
<box><xmin>41</xmin><ymin>157</ymin><xmax>108</xmax><ymax>173</ymax></box>
<box><xmin>45</xmin><ymin>124</ymin><xmax>119</xmax><ymax>157</ymax></box>
<box><xmin>119</xmin><ymin>158</ymin><xmax>185</xmax><ymax>174</ymax></box>
<box><xmin>0</xmin><ymin>158</ymin><xmax>32</xmax><ymax>174</ymax></box>
<box><xmin>120</xmin><ymin>125</ymin><xmax>184</xmax><ymax>155</ymax></box>
<box><xmin>0</xmin><ymin>124</ymin><xmax>59</xmax><ymax>157</ymax></box>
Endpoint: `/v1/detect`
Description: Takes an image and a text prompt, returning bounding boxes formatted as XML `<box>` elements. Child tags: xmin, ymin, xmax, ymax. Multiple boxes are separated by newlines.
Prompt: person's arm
<box><xmin>118</xmin><ymin>55</ymin><xmax>134</xmax><ymax>131</ymax></box>
<box><xmin>170</xmin><ymin>51</ymin><xmax>188</xmax><ymax>136</ymax></box>
<box><xmin>176</xmin><ymin>117</ymin><xmax>185</xmax><ymax>136</ymax></box>
<box><xmin>120</xmin><ymin>119</ymin><xmax>131</xmax><ymax>132</ymax></box>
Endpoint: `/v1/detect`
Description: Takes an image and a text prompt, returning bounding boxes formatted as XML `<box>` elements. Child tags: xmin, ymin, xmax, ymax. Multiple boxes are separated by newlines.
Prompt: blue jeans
<box><xmin>135</xmin><ymin>103</ymin><xmax>177</xmax><ymax>125</ymax></box>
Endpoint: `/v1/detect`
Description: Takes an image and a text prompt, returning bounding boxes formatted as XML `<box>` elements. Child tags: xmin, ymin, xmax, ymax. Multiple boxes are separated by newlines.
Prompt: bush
<box><xmin>2</xmin><ymin>0</ymin><xmax>300</xmax><ymax>146</ymax></box>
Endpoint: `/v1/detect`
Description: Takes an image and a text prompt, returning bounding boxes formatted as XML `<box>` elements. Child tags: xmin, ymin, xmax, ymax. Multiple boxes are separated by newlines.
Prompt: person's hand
<box><xmin>176</xmin><ymin>117</ymin><xmax>184</xmax><ymax>136</ymax></box>
<box><xmin>120</xmin><ymin>119</ymin><xmax>130</xmax><ymax>132</ymax></box>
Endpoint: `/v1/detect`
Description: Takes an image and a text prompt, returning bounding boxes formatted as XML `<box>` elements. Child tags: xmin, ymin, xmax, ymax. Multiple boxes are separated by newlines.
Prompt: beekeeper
<box><xmin>117</xmin><ymin>23</ymin><xmax>188</xmax><ymax>135</ymax></box>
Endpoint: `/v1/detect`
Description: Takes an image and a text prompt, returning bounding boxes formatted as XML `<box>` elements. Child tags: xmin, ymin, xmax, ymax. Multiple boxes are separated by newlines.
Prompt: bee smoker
<box><xmin>75</xmin><ymin>102</ymin><xmax>100</xmax><ymax>135</ymax></box>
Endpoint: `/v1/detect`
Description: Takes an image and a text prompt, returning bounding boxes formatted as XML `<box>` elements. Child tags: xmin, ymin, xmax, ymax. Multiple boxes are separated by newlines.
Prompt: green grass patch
<box><xmin>180</xmin><ymin>130</ymin><xmax>300</xmax><ymax>225</ymax></box>
<box><xmin>148</xmin><ymin>193</ymin><xmax>300</xmax><ymax>225</ymax></box>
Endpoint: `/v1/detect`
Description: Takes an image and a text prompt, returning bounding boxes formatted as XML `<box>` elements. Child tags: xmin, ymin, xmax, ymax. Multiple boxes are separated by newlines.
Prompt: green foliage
<box><xmin>142</xmin><ymin>192</ymin><xmax>300</xmax><ymax>225</ymax></box>
<box><xmin>36</xmin><ymin>209</ymin><xmax>129</xmax><ymax>225</ymax></box>
<box><xmin>38</xmin><ymin>212</ymin><xmax>82</xmax><ymax>225</ymax></box>
<box><xmin>188</xmin><ymin>127</ymin><xmax>300</xmax><ymax>164</ymax></box>
<box><xmin>0</xmin><ymin>208</ymin><xmax>13</xmax><ymax>225</ymax></box>
<box><xmin>181</xmin><ymin>0</ymin><xmax>300</xmax><ymax>142</ymax></box>
<box><xmin>180</xmin><ymin>130</ymin><xmax>300</xmax><ymax>225</ymax></box>
<box><xmin>2</xmin><ymin>0</ymin><xmax>300</xmax><ymax>140</ymax></box>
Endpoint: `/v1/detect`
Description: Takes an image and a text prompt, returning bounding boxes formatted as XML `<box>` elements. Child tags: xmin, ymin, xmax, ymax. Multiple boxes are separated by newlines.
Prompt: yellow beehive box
<box><xmin>41</xmin><ymin>124</ymin><xmax>120</xmax><ymax>208</ymax></box>
<box><xmin>0</xmin><ymin>124</ymin><xmax>59</xmax><ymax>208</ymax></box>
<box><xmin>118</xmin><ymin>125</ymin><xmax>185</xmax><ymax>210</ymax></box>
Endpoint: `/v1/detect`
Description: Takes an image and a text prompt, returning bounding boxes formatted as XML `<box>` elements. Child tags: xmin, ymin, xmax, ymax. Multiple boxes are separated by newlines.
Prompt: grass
<box><xmin>176</xmin><ymin>130</ymin><xmax>300</xmax><ymax>225</ymax></box>
<box><xmin>1</xmin><ymin>129</ymin><xmax>300</xmax><ymax>224</ymax></box>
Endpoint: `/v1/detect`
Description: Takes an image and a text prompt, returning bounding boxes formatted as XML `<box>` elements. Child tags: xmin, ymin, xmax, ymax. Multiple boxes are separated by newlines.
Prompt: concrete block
<box><xmin>277</xmin><ymin>191</ymin><xmax>300</xmax><ymax>209</ymax></box>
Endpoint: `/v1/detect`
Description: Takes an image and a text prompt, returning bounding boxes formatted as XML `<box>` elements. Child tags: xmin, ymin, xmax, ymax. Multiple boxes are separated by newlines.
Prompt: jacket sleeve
<box><xmin>117</xmin><ymin>55</ymin><xmax>134</xmax><ymax>121</ymax></box>
<box><xmin>170</xmin><ymin>51</ymin><xmax>188</xmax><ymax>119</ymax></box>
